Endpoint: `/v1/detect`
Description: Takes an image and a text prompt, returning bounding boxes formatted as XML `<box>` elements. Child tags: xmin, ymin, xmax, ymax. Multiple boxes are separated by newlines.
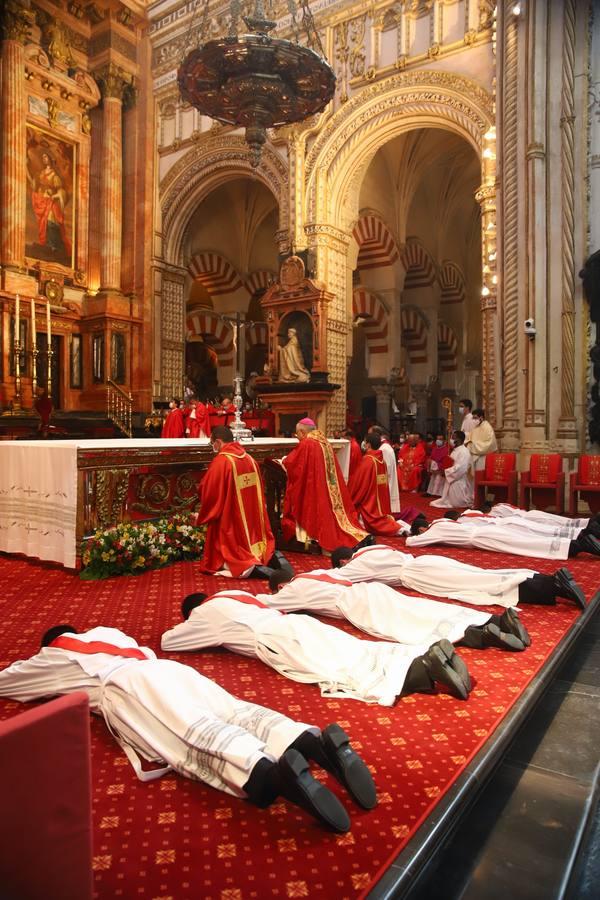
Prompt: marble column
<box><xmin>94</xmin><ymin>65</ymin><xmax>131</xmax><ymax>294</ymax></box>
<box><xmin>0</xmin><ymin>4</ymin><xmax>33</xmax><ymax>270</ymax></box>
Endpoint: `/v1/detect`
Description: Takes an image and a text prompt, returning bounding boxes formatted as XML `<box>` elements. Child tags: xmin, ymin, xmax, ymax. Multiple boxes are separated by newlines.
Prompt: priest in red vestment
<box><xmin>397</xmin><ymin>433</ymin><xmax>427</xmax><ymax>492</ymax></box>
<box><xmin>344</xmin><ymin>429</ymin><xmax>363</xmax><ymax>479</ymax></box>
<box><xmin>281</xmin><ymin>419</ymin><xmax>367</xmax><ymax>551</ymax></box>
<box><xmin>349</xmin><ymin>433</ymin><xmax>408</xmax><ymax>536</ymax></box>
<box><xmin>197</xmin><ymin>426</ymin><xmax>275</xmax><ymax>577</ymax></box>
<box><xmin>162</xmin><ymin>399</ymin><xmax>185</xmax><ymax>438</ymax></box>
<box><xmin>185</xmin><ymin>399</ymin><xmax>211</xmax><ymax>438</ymax></box>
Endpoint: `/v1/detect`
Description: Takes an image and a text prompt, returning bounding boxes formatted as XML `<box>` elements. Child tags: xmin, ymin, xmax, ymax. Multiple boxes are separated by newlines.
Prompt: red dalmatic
<box><xmin>349</xmin><ymin>450</ymin><xmax>400</xmax><ymax>536</ymax></box>
<box><xmin>397</xmin><ymin>441</ymin><xmax>427</xmax><ymax>491</ymax></box>
<box><xmin>282</xmin><ymin>430</ymin><xmax>366</xmax><ymax>551</ymax></box>
<box><xmin>161</xmin><ymin>407</ymin><xmax>185</xmax><ymax>438</ymax></box>
<box><xmin>185</xmin><ymin>402</ymin><xmax>211</xmax><ymax>438</ymax></box>
<box><xmin>348</xmin><ymin>437</ymin><xmax>363</xmax><ymax>479</ymax></box>
<box><xmin>198</xmin><ymin>441</ymin><xmax>274</xmax><ymax>576</ymax></box>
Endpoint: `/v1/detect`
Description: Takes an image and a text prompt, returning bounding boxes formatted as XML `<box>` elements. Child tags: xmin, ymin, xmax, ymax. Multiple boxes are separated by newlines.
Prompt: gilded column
<box><xmin>557</xmin><ymin>0</ymin><xmax>577</xmax><ymax>441</ymax></box>
<box><xmin>94</xmin><ymin>64</ymin><xmax>132</xmax><ymax>294</ymax></box>
<box><xmin>476</xmin><ymin>182</ymin><xmax>499</xmax><ymax>427</ymax></box>
<box><xmin>0</xmin><ymin>2</ymin><xmax>33</xmax><ymax>270</ymax></box>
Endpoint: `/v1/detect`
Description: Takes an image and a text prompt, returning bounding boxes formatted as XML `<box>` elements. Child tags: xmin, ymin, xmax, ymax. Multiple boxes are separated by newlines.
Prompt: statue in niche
<box><xmin>278</xmin><ymin>327</ymin><xmax>310</xmax><ymax>383</ymax></box>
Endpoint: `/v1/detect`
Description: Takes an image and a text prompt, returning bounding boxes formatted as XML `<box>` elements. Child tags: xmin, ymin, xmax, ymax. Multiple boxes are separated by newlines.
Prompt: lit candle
<box><xmin>30</xmin><ymin>297</ymin><xmax>36</xmax><ymax>348</ymax></box>
<box><xmin>15</xmin><ymin>293</ymin><xmax>20</xmax><ymax>338</ymax></box>
<box><xmin>46</xmin><ymin>299</ymin><xmax>51</xmax><ymax>344</ymax></box>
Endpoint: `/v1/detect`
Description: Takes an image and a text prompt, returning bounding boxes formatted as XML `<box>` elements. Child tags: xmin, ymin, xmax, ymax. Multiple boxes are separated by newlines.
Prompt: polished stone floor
<box><xmin>410</xmin><ymin>604</ymin><xmax>600</xmax><ymax>900</ymax></box>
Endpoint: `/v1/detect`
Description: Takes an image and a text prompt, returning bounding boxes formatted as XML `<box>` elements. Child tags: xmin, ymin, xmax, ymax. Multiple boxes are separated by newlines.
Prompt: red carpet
<box><xmin>0</xmin><ymin>497</ymin><xmax>597</xmax><ymax>899</ymax></box>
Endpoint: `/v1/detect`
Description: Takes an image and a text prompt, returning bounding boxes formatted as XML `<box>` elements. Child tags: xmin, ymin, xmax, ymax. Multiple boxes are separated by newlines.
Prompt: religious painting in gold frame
<box><xmin>25</xmin><ymin>124</ymin><xmax>76</xmax><ymax>269</ymax></box>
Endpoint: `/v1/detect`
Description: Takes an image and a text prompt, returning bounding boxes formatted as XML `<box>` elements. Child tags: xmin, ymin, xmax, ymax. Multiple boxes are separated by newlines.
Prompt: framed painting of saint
<box><xmin>25</xmin><ymin>125</ymin><xmax>76</xmax><ymax>269</ymax></box>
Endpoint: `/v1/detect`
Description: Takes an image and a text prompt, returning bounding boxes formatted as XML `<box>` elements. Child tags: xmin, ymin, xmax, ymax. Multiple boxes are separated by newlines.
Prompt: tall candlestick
<box><xmin>30</xmin><ymin>297</ymin><xmax>36</xmax><ymax>348</ymax></box>
<box><xmin>46</xmin><ymin>299</ymin><xmax>51</xmax><ymax>342</ymax></box>
<box><xmin>15</xmin><ymin>293</ymin><xmax>20</xmax><ymax>331</ymax></box>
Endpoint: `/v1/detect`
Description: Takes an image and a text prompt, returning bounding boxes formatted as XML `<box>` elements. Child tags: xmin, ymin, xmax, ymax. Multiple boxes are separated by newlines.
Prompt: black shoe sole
<box><xmin>501</xmin><ymin>608</ymin><xmax>531</xmax><ymax>647</ymax></box>
<box><xmin>321</xmin><ymin>725</ymin><xmax>377</xmax><ymax>810</ymax></box>
<box><xmin>555</xmin><ymin>568</ymin><xmax>587</xmax><ymax>610</ymax></box>
<box><xmin>483</xmin><ymin>622</ymin><xmax>525</xmax><ymax>652</ymax></box>
<box><xmin>278</xmin><ymin>749</ymin><xmax>351</xmax><ymax>833</ymax></box>
<box><xmin>422</xmin><ymin>640</ymin><xmax>470</xmax><ymax>700</ymax></box>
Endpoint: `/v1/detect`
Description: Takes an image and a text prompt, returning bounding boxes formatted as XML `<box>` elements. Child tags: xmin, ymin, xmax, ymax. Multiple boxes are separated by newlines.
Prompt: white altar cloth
<box><xmin>0</xmin><ymin>437</ymin><xmax>349</xmax><ymax>569</ymax></box>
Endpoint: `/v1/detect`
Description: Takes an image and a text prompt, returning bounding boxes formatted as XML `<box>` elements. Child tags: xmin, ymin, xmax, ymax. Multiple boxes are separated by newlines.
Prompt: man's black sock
<box><xmin>243</xmin><ymin>758</ymin><xmax>279</xmax><ymax>808</ymax></box>
<box><xmin>518</xmin><ymin>575</ymin><xmax>557</xmax><ymax>606</ymax></box>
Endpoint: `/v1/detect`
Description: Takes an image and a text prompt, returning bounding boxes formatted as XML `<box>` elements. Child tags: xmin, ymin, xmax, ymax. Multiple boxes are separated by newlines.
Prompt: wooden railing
<box><xmin>107</xmin><ymin>380</ymin><xmax>133</xmax><ymax>438</ymax></box>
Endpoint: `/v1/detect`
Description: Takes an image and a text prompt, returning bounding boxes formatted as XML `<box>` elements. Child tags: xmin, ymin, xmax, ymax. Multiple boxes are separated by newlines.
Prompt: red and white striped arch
<box><xmin>245</xmin><ymin>270</ymin><xmax>275</xmax><ymax>297</ymax></box>
<box><xmin>352</xmin><ymin>287</ymin><xmax>389</xmax><ymax>354</ymax></box>
<box><xmin>186</xmin><ymin>309</ymin><xmax>234</xmax><ymax>368</ymax></box>
<box><xmin>401</xmin><ymin>239</ymin><xmax>437</xmax><ymax>289</ymax></box>
<box><xmin>245</xmin><ymin>321</ymin><xmax>268</xmax><ymax>349</ymax></box>
<box><xmin>352</xmin><ymin>215</ymin><xmax>400</xmax><ymax>271</ymax></box>
<box><xmin>188</xmin><ymin>252</ymin><xmax>247</xmax><ymax>304</ymax></box>
<box><xmin>401</xmin><ymin>306</ymin><xmax>428</xmax><ymax>364</ymax></box>
<box><xmin>439</xmin><ymin>261</ymin><xmax>467</xmax><ymax>305</ymax></box>
<box><xmin>438</xmin><ymin>322</ymin><xmax>458</xmax><ymax>373</ymax></box>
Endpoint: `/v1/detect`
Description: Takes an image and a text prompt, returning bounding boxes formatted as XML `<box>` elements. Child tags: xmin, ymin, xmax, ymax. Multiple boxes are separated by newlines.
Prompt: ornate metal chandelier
<box><xmin>178</xmin><ymin>0</ymin><xmax>336</xmax><ymax>167</ymax></box>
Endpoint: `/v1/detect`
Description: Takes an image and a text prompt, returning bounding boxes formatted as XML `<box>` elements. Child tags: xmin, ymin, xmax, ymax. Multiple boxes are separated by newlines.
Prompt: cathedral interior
<box><xmin>1</xmin><ymin>0</ymin><xmax>599</xmax><ymax>898</ymax></box>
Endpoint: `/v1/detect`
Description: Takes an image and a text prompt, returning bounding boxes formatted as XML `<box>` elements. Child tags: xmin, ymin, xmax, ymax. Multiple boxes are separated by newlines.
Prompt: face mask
<box><xmin>360</xmin><ymin>440</ymin><xmax>367</xmax><ymax>451</ymax></box>
<box><xmin>435</xmin><ymin>439</ymin><xmax>444</xmax><ymax>447</ymax></box>
<box><xmin>449</xmin><ymin>439</ymin><xmax>455</xmax><ymax>447</ymax></box>
<box><xmin>458</xmin><ymin>406</ymin><xmax>464</xmax><ymax>414</ymax></box>
<box><xmin>472</xmin><ymin>418</ymin><xmax>481</xmax><ymax>426</ymax></box>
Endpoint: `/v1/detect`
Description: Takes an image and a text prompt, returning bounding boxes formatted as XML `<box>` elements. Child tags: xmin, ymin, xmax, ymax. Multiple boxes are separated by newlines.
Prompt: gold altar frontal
<box><xmin>0</xmin><ymin>438</ymin><xmax>350</xmax><ymax>569</ymax></box>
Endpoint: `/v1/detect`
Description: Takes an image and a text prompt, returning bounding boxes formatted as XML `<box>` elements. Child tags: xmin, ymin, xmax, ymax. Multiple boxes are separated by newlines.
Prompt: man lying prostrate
<box><xmin>406</xmin><ymin>512</ymin><xmax>600</xmax><ymax>563</ymax></box>
<box><xmin>483</xmin><ymin>502</ymin><xmax>595</xmax><ymax>532</ymax></box>
<box><xmin>456</xmin><ymin>509</ymin><xmax>594</xmax><ymax>540</ymax></box>
<box><xmin>161</xmin><ymin>591</ymin><xmax>474</xmax><ymax>704</ymax></box>
<box><xmin>264</xmin><ymin>570</ymin><xmax>531</xmax><ymax>652</ymax></box>
<box><xmin>330</xmin><ymin>543</ymin><xmax>586</xmax><ymax>610</ymax></box>
<box><xmin>0</xmin><ymin>625</ymin><xmax>376</xmax><ymax>832</ymax></box>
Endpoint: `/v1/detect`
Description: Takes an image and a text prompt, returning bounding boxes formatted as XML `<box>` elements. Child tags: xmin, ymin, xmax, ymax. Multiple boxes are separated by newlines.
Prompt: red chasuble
<box><xmin>185</xmin><ymin>402</ymin><xmax>211</xmax><ymax>438</ymax></box>
<box><xmin>197</xmin><ymin>441</ymin><xmax>275</xmax><ymax>576</ymax></box>
<box><xmin>348</xmin><ymin>437</ymin><xmax>363</xmax><ymax>479</ymax></box>
<box><xmin>397</xmin><ymin>441</ymin><xmax>427</xmax><ymax>491</ymax></box>
<box><xmin>281</xmin><ymin>430</ymin><xmax>367</xmax><ymax>551</ymax></box>
<box><xmin>349</xmin><ymin>449</ymin><xmax>400</xmax><ymax>536</ymax></box>
<box><xmin>161</xmin><ymin>407</ymin><xmax>185</xmax><ymax>438</ymax></box>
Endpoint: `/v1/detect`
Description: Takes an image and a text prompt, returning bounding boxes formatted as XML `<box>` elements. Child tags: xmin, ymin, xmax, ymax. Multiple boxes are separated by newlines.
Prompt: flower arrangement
<box><xmin>80</xmin><ymin>515</ymin><xmax>206</xmax><ymax>580</ymax></box>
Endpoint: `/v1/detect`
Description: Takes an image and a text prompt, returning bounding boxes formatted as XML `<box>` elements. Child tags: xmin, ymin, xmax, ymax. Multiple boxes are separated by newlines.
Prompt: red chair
<box><xmin>519</xmin><ymin>453</ymin><xmax>565</xmax><ymax>513</ymax></box>
<box><xmin>569</xmin><ymin>455</ymin><xmax>600</xmax><ymax>516</ymax></box>
<box><xmin>474</xmin><ymin>452</ymin><xmax>518</xmax><ymax>506</ymax></box>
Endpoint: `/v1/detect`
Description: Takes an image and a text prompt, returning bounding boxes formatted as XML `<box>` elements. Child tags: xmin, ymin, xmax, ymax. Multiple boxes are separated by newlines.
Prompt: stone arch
<box><xmin>305</xmin><ymin>70</ymin><xmax>494</xmax><ymax>231</ymax></box>
<box><xmin>245</xmin><ymin>270</ymin><xmax>276</xmax><ymax>297</ymax></box>
<box><xmin>160</xmin><ymin>136</ymin><xmax>289</xmax><ymax>266</ymax></box>
<box><xmin>439</xmin><ymin>261</ymin><xmax>467</xmax><ymax>306</ymax></box>
<box><xmin>401</xmin><ymin>238</ymin><xmax>437</xmax><ymax>289</ymax></box>
<box><xmin>186</xmin><ymin>310</ymin><xmax>234</xmax><ymax>368</ymax></box>
<box><xmin>437</xmin><ymin>322</ymin><xmax>458</xmax><ymax>373</ymax></box>
<box><xmin>352</xmin><ymin>214</ymin><xmax>400</xmax><ymax>271</ymax></box>
<box><xmin>245</xmin><ymin>321</ymin><xmax>268</xmax><ymax>350</ymax></box>
<box><xmin>352</xmin><ymin>287</ymin><xmax>389</xmax><ymax>354</ymax></box>
<box><xmin>188</xmin><ymin>252</ymin><xmax>245</xmax><ymax>298</ymax></box>
<box><xmin>401</xmin><ymin>306</ymin><xmax>429</xmax><ymax>365</ymax></box>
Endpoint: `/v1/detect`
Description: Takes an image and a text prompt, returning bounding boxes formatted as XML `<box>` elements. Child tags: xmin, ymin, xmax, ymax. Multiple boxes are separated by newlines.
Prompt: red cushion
<box><xmin>529</xmin><ymin>454</ymin><xmax>562</xmax><ymax>484</ymax></box>
<box><xmin>0</xmin><ymin>693</ymin><xmax>93</xmax><ymax>900</ymax></box>
<box><xmin>578</xmin><ymin>455</ymin><xmax>600</xmax><ymax>486</ymax></box>
<box><xmin>484</xmin><ymin>453</ymin><xmax>516</xmax><ymax>481</ymax></box>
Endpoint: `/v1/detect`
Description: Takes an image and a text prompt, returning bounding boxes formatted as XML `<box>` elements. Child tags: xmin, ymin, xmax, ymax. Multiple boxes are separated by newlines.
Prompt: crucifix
<box><xmin>219</xmin><ymin>311</ymin><xmax>255</xmax><ymax>378</ymax></box>
<box><xmin>219</xmin><ymin>312</ymin><xmax>255</xmax><ymax>441</ymax></box>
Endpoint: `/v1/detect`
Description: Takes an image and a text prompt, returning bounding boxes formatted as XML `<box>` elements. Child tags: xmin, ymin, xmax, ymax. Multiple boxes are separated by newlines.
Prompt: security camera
<box><xmin>524</xmin><ymin>318</ymin><xmax>536</xmax><ymax>338</ymax></box>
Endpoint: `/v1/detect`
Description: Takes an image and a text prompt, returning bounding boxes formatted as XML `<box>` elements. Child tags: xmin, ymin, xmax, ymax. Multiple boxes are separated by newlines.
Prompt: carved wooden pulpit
<box><xmin>256</xmin><ymin>256</ymin><xmax>339</xmax><ymax>433</ymax></box>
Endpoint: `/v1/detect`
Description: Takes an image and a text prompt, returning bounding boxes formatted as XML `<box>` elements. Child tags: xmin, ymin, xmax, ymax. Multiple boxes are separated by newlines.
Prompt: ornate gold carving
<box><xmin>46</xmin><ymin>96</ymin><xmax>59</xmax><ymax>127</ymax></box>
<box><xmin>81</xmin><ymin>111</ymin><xmax>91</xmax><ymax>134</ymax></box>
<box><xmin>427</xmin><ymin>43</ymin><xmax>440</xmax><ymax>59</ymax></box>
<box><xmin>94</xmin><ymin>63</ymin><xmax>135</xmax><ymax>102</ymax></box>
<box><xmin>1</xmin><ymin>1</ymin><xmax>34</xmax><ymax>43</ymax></box>
<box><xmin>37</xmin><ymin>14</ymin><xmax>76</xmax><ymax>69</ymax></box>
<box><xmin>131</xmin><ymin>472</ymin><xmax>198</xmax><ymax>516</ymax></box>
<box><xmin>96</xmin><ymin>469</ymin><xmax>130</xmax><ymax>528</ymax></box>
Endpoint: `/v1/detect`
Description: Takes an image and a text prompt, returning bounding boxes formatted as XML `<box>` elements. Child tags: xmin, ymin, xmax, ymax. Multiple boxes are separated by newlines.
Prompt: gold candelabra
<box><xmin>10</xmin><ymin>294</ymin><xmax>53</xmax><ymax>412</ymax></box>
<box><xmin>441</xmin><ymin>396</ymin><xmax>453</xmax><ymax>445</ymax></box>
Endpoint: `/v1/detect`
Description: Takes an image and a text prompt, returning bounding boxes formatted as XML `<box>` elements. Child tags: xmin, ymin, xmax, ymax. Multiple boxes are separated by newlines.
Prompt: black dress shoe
<box><xmin>421</xmin><ymin>640</ymin><xmax>471</xmax><ymax>700</ymax></box>
<box><xmin>352</xmin><ymin>534</ymin><xmax>376</xmax><ymax>552</ymax></box>
<box><xmin>499</xmin><ymin>608</ymin><xmax>531</xmax><ymax>647</ymax></box>
<box><xmin>319</xmin><ymin>725</ymin><xmax>377</xmax><ymax>810</ymax></box>
<box><xmin>581</xmin><ymin>522</ymin><xmax>600</xmax><ymax>540</ymax></box>
<box><xmin>462</xmin><ymin>622</ymin><xmax>525</xmax><ymax>652</ymax></box>
<box><xmin>268</xmin><ymin>551</ymin><xmax>294</xmax><ymax>577</ymax></box>
<box><xmin>573</xmin><ymin>533</ymin><xmax>600</xmax><ymax>557</ymax></box>
<box><xmin>554</xmin><ymin>568</ymin><xmax>587</xmax><ymax>609</ymax></box>
<box><xmin>277</xmin><ymin>749</ymin><xmax>351</xmax><ymax>833</ymax></box>
<box><xmin>249</xmin><ymin>565</ymin><xmax>276</xmax><ymax>580</ymax></box>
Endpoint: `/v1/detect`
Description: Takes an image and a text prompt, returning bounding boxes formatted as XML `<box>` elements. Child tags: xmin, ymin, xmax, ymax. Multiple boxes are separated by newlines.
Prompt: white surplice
<box><xmin>334</xmin><ymin>544</ymin><xmax>537</xmax><ymax>608</ymax></box>
<box><xmin>458</xmin><ymin>509</ymin><xmax>584</xmax><ymax>539</ymax></box>
<box><xmin>0</xmin><ymin>626</ymin><xmax>312</xmax><ymax>797</ymax></box>
<box><xmin>381</xmin><ymin>440</ymin><xmax>401</xmax><ymax>513</ymax></box>
<box><xmin>257</xmin><ymin>572</ymin><xmax>489</xmax><ymax>646</ymax></box>
<box><xmin>406</xmin><ymin>517</ymin><xmax>572</xmax><ymax>560</ymax></box>
<box><xmin>161</xmin><ymin>591</ymin><xmax>424</xmax><ymax>706</ymax></box>
<box><xmin>430</xmin><ymin>444</ymin><xmax>474</xmax><ymax>509</ymax></box>
<box><xmin>490</xmin><ymin>503</ymin><xmax>590</xmax><ymax>530</ymax></box>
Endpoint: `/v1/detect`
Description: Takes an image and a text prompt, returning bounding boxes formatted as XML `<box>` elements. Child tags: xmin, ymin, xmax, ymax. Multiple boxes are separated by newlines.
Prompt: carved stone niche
<box><xmin>257</xmin><ymin>255</ymin><xmax>340</xmax><ymax>432</ymax></box>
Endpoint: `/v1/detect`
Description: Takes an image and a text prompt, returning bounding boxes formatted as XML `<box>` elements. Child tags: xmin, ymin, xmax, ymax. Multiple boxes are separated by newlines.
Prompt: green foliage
<box><xmin>80</xmin><ymin>515</ymin><xmax>206</xmax><ymax>580</ymax></box>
